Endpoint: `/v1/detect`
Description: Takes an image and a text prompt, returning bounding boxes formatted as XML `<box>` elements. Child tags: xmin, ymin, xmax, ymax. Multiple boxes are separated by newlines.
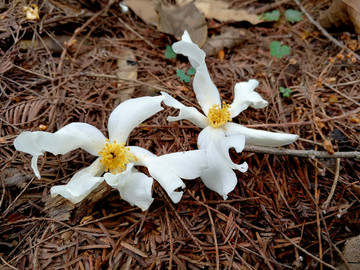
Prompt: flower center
<box><xmin>98</xmin><ymin>140</ymin><xmax>137</xmax><ymax>174</ymax></box>
<box><xmin>207</xmin><ymin>102</ymin><xmax>232</xmax><ymax>128</ymax></box>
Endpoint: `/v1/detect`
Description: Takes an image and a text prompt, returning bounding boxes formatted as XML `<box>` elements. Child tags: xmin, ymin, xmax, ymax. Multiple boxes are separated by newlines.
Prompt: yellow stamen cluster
<box><xmin>98</xmin><ymin>140</ymin><xmax>137</xmax><ymax>174</ymax></box>
<box><xmin>207</xmin><ymin>102</ymin><xmax>232</xmax><ymax>128</ymax></box>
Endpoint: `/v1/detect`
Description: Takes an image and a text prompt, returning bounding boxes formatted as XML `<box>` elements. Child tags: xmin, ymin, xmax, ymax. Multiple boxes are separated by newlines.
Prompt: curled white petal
<box><xmin>197</xmin><ymin>127</ymin><xmax>247</xmax><ymax>199</ymax></box>
<box><xmin>154</xmin><ymin>150</ymin><xmax>207</xmax><ymax>179</ymax></box>
<box><xmin>104</xmin><ymin>164</ymin><xmax>154</xmax><ymax>211</ymax></box>
<box><xmin>225</xmin><ymin>122</ymin><xmax>298</xmax><ymax>147</ymax></box>
<box><xmin>14</xmin><ymin>123</ymin><xmax>106</xmax><ymax>178</ymax></box>
<box><xmin>220</xmin><ymin>135</ymin><xmax>248</xmax><ymax>172</ymax></box>
<box><xmin>131</xmin><ymin>147</ymin><xmax>206</xmax><ymax>203</ymax></box>
<box><xmin>172</xmin><ymin>31</ymin><xmax>221</xmax><ymax>114</ymax></box>
<box><xmin>161</xmin><ymin>92</ymin><xmax>208</xmax><ymax>128</ymax></box>
<box><xmin>128</xmin><ymin>146</ymin><xmax>156</xmax><ymax>162</ymax></box>
<box><xmin>50</xmin><ymin>158</ymin><xmax>104</xmax><ymax>204</ymax></box>
<box><xmin>229</xmin><ymin>79</ymin><xmax>268</xmax><ymax>118</ymax></box>
<box><xmin>108</xmin><ymin>96</ymin><xmax>165</xmax><ymax>143</ymax></box>
<box><xmin>128</xmin><ymin>146</ymin><xmax>184</xmax><ymax>203</ymax></box>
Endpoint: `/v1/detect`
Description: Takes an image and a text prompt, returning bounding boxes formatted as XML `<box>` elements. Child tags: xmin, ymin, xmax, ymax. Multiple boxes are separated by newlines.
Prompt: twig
<box><xmin>260</xmin><ymin>204</ymin><xmax>338</xmax><ymax>270</ymax></box>
<box><xmin>321</xmin><ymin>158</ymin><xmax>341</xmax><ymax>209</ymax></box>
<box><xmin>305</xmin><ymin>71</ymin><xmax>360</xmax><ymax>107</ymax></box>
<box><xmin>0</xmin><ymin>255</ymin><xmax>18</xmax><ymax>270</ymax></box>
<box><xmin>201</xmin><ymin>190</ymin><xmax>219</xmax><ymax>270</ymax></box>
<box><xmin>293</xmin><ymin>0</ymin><xmax>360</xmax><ymax>62</ymax></box>
<box><xmin>118</xmin><ymin>17</ymin><xmax>156</xmax><ymax>48</ymax></box>
<box><xmin>164</xmin><ymin>209</ymin><xmax>173</xmax><ymax>270</ymax></box>
<box><xmin>243</xmin><ymin>145</ymin><xmax>360</xmax><ymax>159</ymax></box>
<box><xmin>56</xmin><ymin>0</ymin><xmax>115</xmax><ymax>73</ymax></box>
<box><xmin>188</xmin><ymin>190</ymin><xmax>276</xmax><ymax>270</ymax></box>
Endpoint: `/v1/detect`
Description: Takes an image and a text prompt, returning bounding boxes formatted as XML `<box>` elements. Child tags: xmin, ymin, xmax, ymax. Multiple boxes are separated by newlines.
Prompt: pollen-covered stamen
<box><xmin>207</xmin><ymin>102</ymin><xmax>232</xmax><ymax>128</ymax></box>
<box><xmin>98</xmin><ymin>140</ymin><xmax>137</xmax><ymax>174</ymax></box>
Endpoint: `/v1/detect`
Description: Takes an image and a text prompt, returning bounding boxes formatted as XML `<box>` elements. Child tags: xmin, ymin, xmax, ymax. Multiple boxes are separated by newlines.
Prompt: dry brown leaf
<box><xmin>156</xmin><ymin>2</ymin><xmax>207</xmax><ymax>47</ymax></box>
<box><xmin>177</xmin><ymin>0</ymin><xmax>263</xmax><ymax>24</ymax></box>
<box><xmin>323</xmin><ymin>139</ymin><xmax>335</xmax><ymax>155</ymax></box>
<box><xmin>202</xmin><ymin>27</ymin><xmax>247</xmax><ymax>56</ymax></box>
<box><xmin>337</xmin><ymin>234</ymin><xmax>360</xmax><ymax>269</ymax></box>
<box><xmin>124</xmin><ymin>0</ymin><xmax>158</xmax><ymax>25</ymax></box>
<box><xmin>319</xmin><ymin>0</ymin><xmax>360</xmax><ymax>33</ymax></box>
<box><xmin>115</xmin><ymin>49</ymin><xmax>138</xmax><ymax>104</ymax></box>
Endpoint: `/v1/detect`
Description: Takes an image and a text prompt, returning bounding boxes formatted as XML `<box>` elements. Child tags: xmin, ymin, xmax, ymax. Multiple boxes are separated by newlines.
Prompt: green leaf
<box><xmin>165</xmin><ymin>45</ymin><xmax>176</xmax><ymax>59</ymax></box>
<box><xmin>187</xmin><ymin>67</ymin><xmax>196</xmax><ymax>75</ymax></box>
<box><xmin>176</xmin><ymin>69</ymin><xmax>190</xmax><ymax>83</ymax></box>
<box><xmin>285</xmin><ymin>9</ymin><xmax>303</xmax><ymax>23</ymax></box>
<box><xmin>261</xmin><ymin>10</ymin><xmax>280</xmax><ymax>22</ymax></box>
<box><xmin>279</xmin><ymin>87</ymin><xmax>292</xmax><ymax>98</ymax></box>
<box><xmin>270</xmin><ymin>41</ymin><xmax>290</xmax><ymax>59</ymax></box>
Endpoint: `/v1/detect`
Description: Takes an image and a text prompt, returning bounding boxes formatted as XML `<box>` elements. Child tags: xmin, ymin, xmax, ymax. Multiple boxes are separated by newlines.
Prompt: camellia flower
<box><xmin>161</xmin><ymin>31</ymin><xmax>298</xmax><ymax>199</ymax></box>
<box><xmin>14</xmin><ymin>96</ymin><xmax>206</xmax><ymax>210</ymax></box>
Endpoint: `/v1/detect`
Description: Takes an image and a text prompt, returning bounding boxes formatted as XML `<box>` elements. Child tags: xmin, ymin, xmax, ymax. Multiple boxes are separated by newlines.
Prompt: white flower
<box><xmin>161</xmin><ymin>31</ymin><xmax>298</xmax><ymax>199</ymax></box>
<box><xmin>14</xmin><ymin>96</ymin><xmax>207</xmax><ymax>210</ymax></box>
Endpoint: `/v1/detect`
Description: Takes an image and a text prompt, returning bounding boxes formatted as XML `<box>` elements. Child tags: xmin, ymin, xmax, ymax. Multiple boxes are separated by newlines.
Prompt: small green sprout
<box><xmin>280</xmin><ymin>87</ymin><xmax>292</xmax><ymax>97</ymax></box>
<box><xmin>261</xmin><ymin>10</ymin><xmax>280</xmax><ymax>22</ymax></box>
<box><xmin>270</xmin><ymin>41</ymin><xmax>290</xmax><ymax>59</ymax></box>
<box><xmin>176</xmin><ymin>67</ymin><xmax>196</xmax><ymax>83</ymax></box>
<box><xmin>187</xmin><ymin>67</ymin><xmax>195</xmax><ymax>75</ymax></box>
<box><xmin>285</xmin><ymin>9</ymin><xmax>303</xmax><ymax>23</ymax></box>
<box><xmin>176</xmin><ymin>69</ymin><xmax>190</xmax><ymax>83</ymax></box>
<box><xmin>165</xmin><ymin>45</ymin><xmax>176</xmax><ymax>59</ymax></box>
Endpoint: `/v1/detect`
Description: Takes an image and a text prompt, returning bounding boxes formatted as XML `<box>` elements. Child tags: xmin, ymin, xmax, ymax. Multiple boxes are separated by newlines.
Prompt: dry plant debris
<box><xmin>1</xmin><ymin>0</ymin><xmax>360</xmax><ymax>269</ymax></box>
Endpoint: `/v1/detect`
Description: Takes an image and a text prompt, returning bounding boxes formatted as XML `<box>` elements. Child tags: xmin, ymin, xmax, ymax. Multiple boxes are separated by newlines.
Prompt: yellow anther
<box><xmin>207</xmin><ymin>102</ymin><xmax>232</xmax><ymax>128</ymax></box>
<box><xmin>98</xmin><ymin>140</ymin><xmax>137</xmax><ymax>174</ymax></box>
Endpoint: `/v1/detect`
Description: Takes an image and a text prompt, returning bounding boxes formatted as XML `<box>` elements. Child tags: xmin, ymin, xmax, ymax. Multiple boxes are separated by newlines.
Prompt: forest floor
<box><xmin>1</xmin><ymin>0</ymin><xmax>360</xmax><ymax>269</ymax></box>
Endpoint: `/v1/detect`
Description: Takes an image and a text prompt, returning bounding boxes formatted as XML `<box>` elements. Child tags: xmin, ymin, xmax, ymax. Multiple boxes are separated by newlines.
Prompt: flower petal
<box><xmin>104</xmin><ymin>164</ymin><xmax>154</xmax><ymax>211</ymax></box>
<box><xmin>229</xmin><ymin>79</ymin><xmax>268</xmax><ymax>118</ymax></box>
<box><xmin>172</xmin><ymin>31</ymin><xmax>221</xmax><ymax>114</ymax></box>
<box><xmin>50</xmin><ymin>158</ymin><xmax>104</xmax><ymax>204</ymax></box>
<box><xmin>220</xmin><ymin>135</ymin><xmax>248</xmax><ymax>172</ymax></box>
<box><xmin>129</xmin><ymin>146</ymin><xmax>207</xmax><ymax>203</ymax></box>
<box><xmin>108</xmin><ymin>96</ymin><xmax>164</xmax><ymax>143</ymax></box>
<box><xmin>225</xmin><ymin>122</ymin><xmax>298</xmax><ymax>147</ymax></box>
<box><xmin>14</xmin><ymin>123</ymin><xmax>106</xmax><ymax>178</ymax></box>
<box><xmin>199</xmin><ymin>126</ymin><xmax>247</xmax><ymax>172</ymax></box>
<box><xmin>197</xmin><ymin>126</ymin><xmax>247</xmax><ymax>199</ymax></box>
<box><xmin>200</xmin><ymin>158</ymin><xmax>238</xmax><ymax>200</ymax></box>
<box><xmin>153</xmin><ymin>150</ymin><xmax>207</xmax><ymax>179</ymax></box>
<box><xmin>161</xmin><ymin>92</ymin><xmax>209</xmax><ymax>128</ymax></box>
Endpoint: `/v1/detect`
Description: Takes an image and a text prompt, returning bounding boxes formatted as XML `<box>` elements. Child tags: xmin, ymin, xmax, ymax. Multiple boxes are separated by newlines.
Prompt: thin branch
<box><xmin>321</xmin><ymin>158</ymin><xmax>341</xmax><ymax>209</ymax></box>
<box><xmin>293</xmin><ymin>0</ymin><xmax>360</xmax><ymax>62</ymax></box>
<box><xmin>243</xmin><ymin>145</ymin><xmax>360</xmax><ymax>159</ymax></box>
<box><xmin>260</xmin><ymin>204</ymin><xmax>338</xmax><ymax>270</ymax></box>
<box><xmin>56</xmin><ymin>0</ymin><xmax>115</xmax><ymax>73</ymax></box>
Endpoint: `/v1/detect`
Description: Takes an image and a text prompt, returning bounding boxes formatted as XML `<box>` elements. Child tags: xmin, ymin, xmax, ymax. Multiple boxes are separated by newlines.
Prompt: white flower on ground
<box><xmin>14</xmin><ymin>96</ymin><xmax>207</xmax><ymax>210</ymax></box>
<box><xmin>161</xmin><ymin>31</ymin><xmax>298</xmax><ymax>199</ymax></box>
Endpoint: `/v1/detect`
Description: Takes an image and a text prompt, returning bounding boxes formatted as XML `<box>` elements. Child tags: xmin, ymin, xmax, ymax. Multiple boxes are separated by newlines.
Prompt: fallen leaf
<box><xmin>156</xmin><ymin>2</ymin><xmax>207</xmax><ymax>47</ymax></box>
<box><xmin>124</xmin><ymin>0</ymin><xmax>158</xmax><ymax>25</ymax></box>
<box><xmin>202</xmin><ymin>27</ymin><xmax>247</xmax><ymax>56</ymax></box>
<box><xmin>323</xmin><ymin>139</ymin><xmax>335</xmax><ymax>155</ymax></box>
<box><xmin>115</xmin><ymin>49</ymin><xmax>138</xmax><ymax>104</ymax></box>
<box><xmin>337</xmin><ymin>234</ymin><xmax>360</xmax><ymax>269</ymax></box>
<box><xmin>319</xmin><ymin>0</ymin><xmax>360</xmax><ymax>33</ymax></box>
<box><xmin>177</xmin><ymin>0</ymin><xmax>263</xmax><ymax>24</ymax></box>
